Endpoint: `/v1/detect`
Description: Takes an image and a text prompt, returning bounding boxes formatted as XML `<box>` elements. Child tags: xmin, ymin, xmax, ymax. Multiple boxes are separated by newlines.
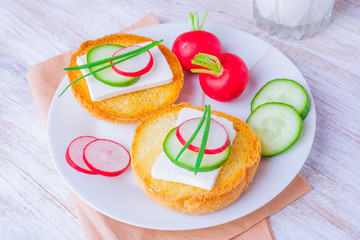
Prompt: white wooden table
<box><xmin>1</xmin><ymin>0</ymin><xmax>359</xmax><ymax>239</ymax></box>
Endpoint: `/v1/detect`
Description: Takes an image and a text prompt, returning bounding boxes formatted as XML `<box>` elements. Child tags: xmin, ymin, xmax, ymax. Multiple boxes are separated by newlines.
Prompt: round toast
<box><xmin>67</xmin><ymin>33</ymin><xmax>184</xmax><ymax>124</ymax></box>
<box><xmin>131</xmin><ymin>103</ymin><xmax>261</xmax><ymax>214</ymax></box>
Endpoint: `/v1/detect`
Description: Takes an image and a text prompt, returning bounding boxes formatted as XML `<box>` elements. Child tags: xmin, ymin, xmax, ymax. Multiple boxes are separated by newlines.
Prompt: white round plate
<box><xmin>48</xmin><ymin>22</ymin><xmax>315</xmax><ymax>230</ymax></box>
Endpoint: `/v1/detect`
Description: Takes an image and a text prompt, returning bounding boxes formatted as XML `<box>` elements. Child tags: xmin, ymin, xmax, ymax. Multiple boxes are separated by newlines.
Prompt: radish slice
<box><xmin>176</xmin><ymin>117</ymin><xmax>229</xmax><ymax>154</ymax></box>
<box><xmin>83</xmin><ymin>139</ymin><xmax>131</xmax><ymax>177</ymax></box>
<box><xmin>65</xmin><ymin>136</ymin><xmax>98</xmax><ymax>174</ymax></box>
<box><xmin>111</xmin><ymin>45</ymin><xmax>153</xmax><ymax>77</ymax></box>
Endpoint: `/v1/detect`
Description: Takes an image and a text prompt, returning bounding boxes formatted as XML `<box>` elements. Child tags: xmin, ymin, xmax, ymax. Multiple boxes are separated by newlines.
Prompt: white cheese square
<box><xmin>151</xmin><ymin>108</ymin><xmax>237</xmax><ymax>190</ymax></box>
<box><xmin>77</xmin><ymin>42</ymin><xmax>173</xmax><ymax>101</ymax></box>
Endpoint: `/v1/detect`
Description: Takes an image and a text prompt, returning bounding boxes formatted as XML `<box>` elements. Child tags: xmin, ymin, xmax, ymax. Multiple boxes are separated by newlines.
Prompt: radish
<box><xmin>111</xmin><ymin>45</ymin><xmax>153</xmax><ymax>77</ymax></box>
<box><xmin>172</xmin><ymin>11</ymin><xmax>222</xmax><ymax>72</ymax></box>
<box><xmin>176</xmin><ymin>117</ymin><xmax>229</xmax><ymax>154</ymax></box>
<box><xmin>191</xmin><ymin>53</ymin><xmax>249</xmax><ymax>102</ymax></box>
<box><xmin>83</xmin><ymin>139</ymin><xmax>131</xmax><ymax>177</ymax></box>
<box><xmin>65</xmin><ymin>136</ymin><xmax>98</xmax><ymax>174</ymax></box>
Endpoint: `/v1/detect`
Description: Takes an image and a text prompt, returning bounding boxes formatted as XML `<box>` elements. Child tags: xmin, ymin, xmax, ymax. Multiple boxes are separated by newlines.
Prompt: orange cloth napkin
<box><xmin>26</xmin><ymin>13</ymin><xmax>312</xmax><ymax>240</ymax></box>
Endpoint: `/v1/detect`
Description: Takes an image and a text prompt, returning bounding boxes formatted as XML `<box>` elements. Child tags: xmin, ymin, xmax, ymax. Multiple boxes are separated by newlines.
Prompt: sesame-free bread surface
<box><xmin>67</xmin><ymin>33</ymin><xmax>184</xmax><ymax>124</ymax></box>
<box><xmin>131</xmin><ymin>103</ymin><xmax>261</xmax><ymax>214</ymax></box>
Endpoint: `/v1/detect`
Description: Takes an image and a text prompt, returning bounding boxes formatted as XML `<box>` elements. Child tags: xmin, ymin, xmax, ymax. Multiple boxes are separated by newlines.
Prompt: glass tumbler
<box><xmin>253</xmin><ymin>0</ymin><xmax>335</xmax><ymax>40</ymax></box>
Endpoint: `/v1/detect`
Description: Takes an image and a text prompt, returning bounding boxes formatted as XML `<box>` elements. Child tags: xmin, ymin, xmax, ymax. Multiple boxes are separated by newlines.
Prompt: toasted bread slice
<box><xmin>131</xmin><ymin>103</ymin><xmax>261</xmax><ymax>214</ymax></box>
<box><xmin>67</xmin><ymin>33</ymin><xmax>184</xmax><ymax>124</ymax></box>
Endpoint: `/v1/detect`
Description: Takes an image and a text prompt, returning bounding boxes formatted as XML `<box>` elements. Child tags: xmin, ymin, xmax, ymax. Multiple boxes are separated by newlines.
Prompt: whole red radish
<box><xmin>191</xmin><ymin>53</ymin><xmax>249</xmax><ymax>102</ymax></box>
<box><xmin>172</xmin><ymin>11</ymin><xmax>222</xmax><ymax>72</ymax></box>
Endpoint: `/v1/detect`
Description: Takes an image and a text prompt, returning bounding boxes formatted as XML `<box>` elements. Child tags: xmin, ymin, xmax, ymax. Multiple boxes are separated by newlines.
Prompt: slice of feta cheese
<box><xmin>151</xmin><ymin>108</ymin><xmax>237</xmax><ymax>190</ymax></box>
<box><xmin>77</xmin><ymin>42</ymin><xmax>173</xmax><ymax>101</ymax></box>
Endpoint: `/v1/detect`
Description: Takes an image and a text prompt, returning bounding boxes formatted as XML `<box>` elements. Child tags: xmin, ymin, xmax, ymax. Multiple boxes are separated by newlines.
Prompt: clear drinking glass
<box><xmin>253</xmin><ymin>0</ymin><xmax>335</xmax><ymax>40</ymax></box>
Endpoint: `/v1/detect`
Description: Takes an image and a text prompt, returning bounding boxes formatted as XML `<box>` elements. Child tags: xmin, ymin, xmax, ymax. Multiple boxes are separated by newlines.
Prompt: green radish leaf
<box><xmin>188</xmin><ymin>10</ymin><xmax>210</xmax><ymax>31</ymax></box>
<box><xmin>188</xmin><ymin>12</ymin><xmax>195</xmax><ymax>31</ymax></box>
<box><xmin>191</xmin><ymin>53</ymin><xmax>223</xmax><ymax>76</ymax></box>
<box><xmin>199</xmin><ymin>10</ymin><xmax>209</xmax><ymax>30</ymax></box>
<box><xmin>193</xmin><ymin>12</ymin><xmax>199</xmax><ymax>30</ymax></box>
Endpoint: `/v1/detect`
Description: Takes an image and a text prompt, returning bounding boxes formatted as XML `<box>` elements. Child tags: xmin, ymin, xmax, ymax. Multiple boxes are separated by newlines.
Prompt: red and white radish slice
<box><xmin>65</xmin><ymin>136</ymin><xmax>98</xmax><ymax>174</ymax></box>
<box><xmin>83</xmin><ymin>139</ymin><xmax>131</xmax><ymax>177</ymax></box>
<box><xmin>111</xmin><ymin>45</ymin><xmax>153</xmax><ymax>77</ymax></box>
<box><xmin>176</xmin><ymin>117</ymin><xmax>229</xmax><ymax>154</ymax></box>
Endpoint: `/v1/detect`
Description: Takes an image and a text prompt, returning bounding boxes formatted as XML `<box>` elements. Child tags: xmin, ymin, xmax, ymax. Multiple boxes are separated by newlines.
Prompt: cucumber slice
<box><xmin>87</xmin><ymin>44</ymin><xmax>140</xmax><ymax>87</ymax></box>
<box><xmin>246</xmin><ymin>102</ymin><xmax>302</xmax><ymax>157</ymax></box>
<box><xmin>163</xmin><ymin>127</ymin><xmax>231</xmax><ymax>172</ymax></box>
<box><xmin>251</xmin><ymin>79</ymin><xmax>310</xmax><ymax>119</ymax></box>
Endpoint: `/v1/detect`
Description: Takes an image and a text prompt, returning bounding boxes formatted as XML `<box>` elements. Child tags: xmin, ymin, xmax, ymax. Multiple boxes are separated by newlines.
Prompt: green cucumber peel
<box><xmin>58</xmin><ymin>40</ymin><xmax>163</xmax><ymax>98</ymax></box>
<box><xmin>191</xmin><ymin>53</ymin><xmax>223</xmax><ymax>76</ymax></box>
<box><xmin>194</xmin><ymin>105</ymin><xmax>211</xmax><ymax>175</ymax></box>
<box><xmin>174</xmin><ymin>105</ymin><xmax>208</xmax><ymax>163</ymax></box>
<box><xmin>188</xmin><ymin>10</ymin><xmax>209</xmax><ymax>31</ymax></box>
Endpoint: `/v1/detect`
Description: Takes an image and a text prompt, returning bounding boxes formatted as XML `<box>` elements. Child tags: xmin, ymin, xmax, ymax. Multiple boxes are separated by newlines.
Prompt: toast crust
<box><xmin>67</xmin><ymin>33</ymin><xmax>184</xmax><ymax>124</ymax></box>
<box><xmin>131</xmin><ymin>103</ymin><xmax>261</xmax><ymax>214</ymax></box>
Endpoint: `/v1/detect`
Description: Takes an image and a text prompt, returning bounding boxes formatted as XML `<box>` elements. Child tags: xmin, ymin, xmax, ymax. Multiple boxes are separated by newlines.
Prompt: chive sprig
<box><xmin>63</xmin><ymin>40</ymin><xmax>162</xmax><ymax>71</ymax></box>
<box><xmin>175</xmin><ymin>105</ymin><xmax>208</xmax><ymax>163</ymax></box>
<box><xmin>58</xmin><ymin>39</ymin><xmax>163</xmax><ymax>98</ymax></box>
<box><xmin>194</xmin><ymin>105</ymin><xmax>211</xmax><ymax>174</ymax></box>
<box><xmin>174</xmin><ymin>105</ymin><xmax>212</xmax><ymax>175</ymax></box>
